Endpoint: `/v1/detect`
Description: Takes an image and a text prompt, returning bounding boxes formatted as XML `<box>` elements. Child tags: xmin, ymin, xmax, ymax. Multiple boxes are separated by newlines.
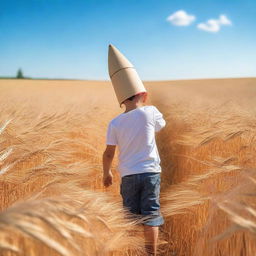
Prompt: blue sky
<box><xmin>0</xmin><ymin>0</ymin><xmax>255</xmax><ymax>80</ymax></box>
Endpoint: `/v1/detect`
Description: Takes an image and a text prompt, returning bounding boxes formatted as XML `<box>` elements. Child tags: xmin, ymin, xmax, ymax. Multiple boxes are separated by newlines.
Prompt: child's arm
<box><xmin>153</xmin><ymin>106</ymin><xmax>166</xmax><ymax>132</ymax></box>
<box><xmin>103</xmin><ymin>121</ymin><xmax>117</xmax><ymax>187</ymax></box>
<box><xmin>102</xmin><ymin>145</ymin><xmax>116</xmax><ymax>187</ymax></box>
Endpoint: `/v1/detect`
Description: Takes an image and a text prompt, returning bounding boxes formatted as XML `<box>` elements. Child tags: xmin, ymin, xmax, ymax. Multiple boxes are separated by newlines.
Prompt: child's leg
<box><xmin>144</xmin><ymin>225</ymin><xmax>159</xmax><ymax>255</ymax></box>
<box><xmin>140</xmin><ymin>172</ymin><xmax>164</xmax><ymax>255</ymax></box>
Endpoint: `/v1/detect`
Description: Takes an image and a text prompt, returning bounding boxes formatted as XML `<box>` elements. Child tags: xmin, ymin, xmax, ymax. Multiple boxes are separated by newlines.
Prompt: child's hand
<box><xmin>103</xmin><ymin>171</ymin><xmax>113</xmax><ymax>187</ymax></box>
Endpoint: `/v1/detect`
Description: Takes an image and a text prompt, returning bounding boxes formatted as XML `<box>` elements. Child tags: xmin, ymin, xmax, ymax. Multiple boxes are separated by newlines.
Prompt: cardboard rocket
<box><xmin>108</xmin><ymin>44</ymin><xmax>147</xmax><ymax>105</ymax></box>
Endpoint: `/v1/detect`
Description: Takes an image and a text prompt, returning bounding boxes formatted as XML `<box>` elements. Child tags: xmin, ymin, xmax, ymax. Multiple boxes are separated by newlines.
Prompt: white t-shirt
<box><xmin>106</xmin><ymin>105</ymin><xmax>166</xmax><ymax>178</ymax></box>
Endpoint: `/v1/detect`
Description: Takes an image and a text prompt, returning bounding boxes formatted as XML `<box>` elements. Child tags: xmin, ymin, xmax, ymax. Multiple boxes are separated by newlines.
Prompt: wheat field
<box><xmin>0</xmin><ymin>78</ymin><xmax>255</xmax><ymax>256</ymax></box>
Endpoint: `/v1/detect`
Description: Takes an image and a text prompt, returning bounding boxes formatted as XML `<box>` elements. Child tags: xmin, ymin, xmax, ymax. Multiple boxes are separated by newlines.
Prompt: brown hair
<box><xmin>120</xmin><ymin>92</ymin><xmax>147</xmax><ymax>108</ymax></box>
<box><xmin>126</xmin><ymin>95</ymin><xmax>136</xmax><ymax>101</ymax></box>
<box><xmin>120</xmin><ymin>95</ymin><xmax>136</xmax><ymax>108</ymax></box>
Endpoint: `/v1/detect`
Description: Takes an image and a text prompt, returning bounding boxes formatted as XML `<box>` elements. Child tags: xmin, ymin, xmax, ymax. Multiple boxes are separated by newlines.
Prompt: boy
<box><xmin>102</xmin><ymin>91</ymin><xmax>166</xmax><ymax>256</ymax></box>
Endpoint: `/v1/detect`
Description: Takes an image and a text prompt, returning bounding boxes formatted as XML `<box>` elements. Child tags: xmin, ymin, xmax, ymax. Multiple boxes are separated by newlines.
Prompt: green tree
<box><xmin>16</xmin><ymin>68</ymin><xmax>24</xmax><ymax>79</ymax></box>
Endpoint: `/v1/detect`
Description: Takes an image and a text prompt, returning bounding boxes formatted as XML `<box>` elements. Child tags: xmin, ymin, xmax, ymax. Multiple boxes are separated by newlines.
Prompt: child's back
<box><xmin>106</xmin><ymin>105</ymin><xmax>166</xmax><ymax>178</ymax></box>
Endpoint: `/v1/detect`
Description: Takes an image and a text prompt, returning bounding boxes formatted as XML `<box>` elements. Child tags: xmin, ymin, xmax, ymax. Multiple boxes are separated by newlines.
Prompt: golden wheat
<box><xmin>0</xmin><ymin>78</ymin><xmax>255</xmax><ymax>255</ymax></box>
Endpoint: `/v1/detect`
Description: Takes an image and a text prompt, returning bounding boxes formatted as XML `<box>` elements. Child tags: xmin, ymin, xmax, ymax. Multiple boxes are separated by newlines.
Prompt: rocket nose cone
<box><xmin>108</xmin><ymin>44</ymin><xmax>115</xmax><ymax>55</ymax></box>
<box><xmin>108</xmin><ymin>44</ymin><xmax>134</xmax><ymax>77</ymax></box>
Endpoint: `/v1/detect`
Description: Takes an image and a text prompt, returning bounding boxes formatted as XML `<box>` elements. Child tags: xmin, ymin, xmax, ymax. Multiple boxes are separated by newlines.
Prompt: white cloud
<box><xmin>167</xmin><ymin>10</ymin><xmax>196</xmax><ymax>26</ymax></box>
<box><xmin>197</xmin><ymin>19</ymin><xmax>220</xmax><ymax>32</ymax></box>
<box><xmin>197</xmin><ymin>14</ymin><xmax>232</xmax><ymax>33</ymax></box>
<box><xmin>219</xmin><ymin>14</ymin><xmax>232</xmax><ymax>25</ymax></box>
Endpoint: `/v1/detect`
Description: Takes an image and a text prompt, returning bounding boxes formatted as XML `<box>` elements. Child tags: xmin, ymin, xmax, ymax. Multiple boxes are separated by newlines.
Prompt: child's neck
<box><xmin>124</xmin><ymin>103</ymin><xmax>144</xmax><ymax>113</ymax></box>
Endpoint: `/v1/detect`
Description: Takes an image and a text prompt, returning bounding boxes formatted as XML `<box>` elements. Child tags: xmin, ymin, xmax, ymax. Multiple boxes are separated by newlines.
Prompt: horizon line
<box><xmin>0</xmin><ymin>76</ymin><xmax>255</xmax><ymax>82</ymax></box>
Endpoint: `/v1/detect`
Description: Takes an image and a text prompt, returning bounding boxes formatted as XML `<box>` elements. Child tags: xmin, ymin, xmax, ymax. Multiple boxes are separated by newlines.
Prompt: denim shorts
<box><xmin>120</xmin><ymin>172</ymin><xmax>164</xmax><ymax>226</ymax></box>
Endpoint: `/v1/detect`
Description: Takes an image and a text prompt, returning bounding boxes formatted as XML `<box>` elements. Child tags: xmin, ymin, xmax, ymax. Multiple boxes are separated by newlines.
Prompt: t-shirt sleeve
<box><xmin>106</xmin><ymin>122</ymin><xmax>118</xmax><ymax>145</ymax></box>
<box><xmin>153</xmin><ymin>106</ymin><xmax>166</xmax><ymax>132</ymax></box>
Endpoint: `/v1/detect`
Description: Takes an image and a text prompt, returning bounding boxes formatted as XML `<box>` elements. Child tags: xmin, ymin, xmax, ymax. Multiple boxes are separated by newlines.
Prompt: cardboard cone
<box><xmin>108</xmin><ymin>44</ymin><xmax>147</xmax><ymax>105</ymax></box>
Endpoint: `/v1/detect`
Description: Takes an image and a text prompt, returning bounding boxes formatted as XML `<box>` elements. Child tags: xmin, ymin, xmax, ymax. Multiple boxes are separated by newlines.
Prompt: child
<box><xmin>102</xmin><ymin>91</ymin><xmax>166</xmax><ymax>256</ymax></box>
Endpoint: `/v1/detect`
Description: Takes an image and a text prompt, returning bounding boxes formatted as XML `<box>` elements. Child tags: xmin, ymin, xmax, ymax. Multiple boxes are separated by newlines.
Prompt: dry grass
<box><xmin>0</xmin><ymin>186</ymin><xmax>146</xmax><ymax>256</ymax></box>
<box><xmin>0</xmin><ymin>78</ymin><xmax>255</xmax><ymax>255</ymax></box>
<box><xmin>148</xmin><ymin>78</ymin><xmax>256</xmax><ymax>255</ymax></box>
